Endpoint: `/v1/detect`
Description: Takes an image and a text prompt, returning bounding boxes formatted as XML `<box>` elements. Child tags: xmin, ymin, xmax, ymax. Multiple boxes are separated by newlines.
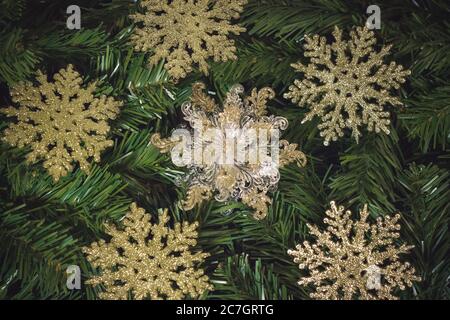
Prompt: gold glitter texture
<box><xmin>152</xmin><ymin>83</ymin><xmax>306</xmax><ymax>219</ymax></box>
<box><xmin>284</xmin><ymin>26</ymin><xmax>410</xmax><ymax>145</ymax></box>
<box><xmin>288</xmin><ymin>201</ymin><xmax>420</xmax><ymax>300</ymax></box>
<box><xmin>83</xmin><ymin>203</ymin><xmax>212</xmax><ymax>300</ymax></box>
<box><xmin>2</xmin><ymin>65</ymin><xmax>122</xmax><ymax>181</ymax></box>
<box><xmin>130</xmin><ymin>0</ymin><xmax>247</xmax><ymax>80</ymax></box>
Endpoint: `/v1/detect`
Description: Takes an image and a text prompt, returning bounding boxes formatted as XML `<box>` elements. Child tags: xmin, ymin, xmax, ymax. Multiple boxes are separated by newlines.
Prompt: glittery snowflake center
<box><xmin>83</xmin><ymin>203</ymin><xmax>212</xmax><ymax>300</ymax></box>
<box><xmin>2</xmin><ymin>65</ymin><xmax>122</xmax><ymax>181</ymax></box>
<box><xmin>284</xmin><ymin>26</ymin><xmax>410</xmax><ymax>145</ymax></box>
<box><xmin>288</xmin><ymin>201</ymin><xmax>420</xmax><ymax>300</ymax></box>
<box><xmin>130</xmin><ymin>0</ymin><xmax>247</xmax><ymax>80</ymax></box>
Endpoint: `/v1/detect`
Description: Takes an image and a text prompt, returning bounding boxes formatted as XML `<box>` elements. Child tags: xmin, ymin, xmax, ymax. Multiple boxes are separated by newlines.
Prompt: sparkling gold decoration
<box><xmin>288</xmin><ymin>201</ymin><xmax>421</xmax><ymax>300</ymax></box>
<box><xmin>150</xmin><ymin>133</ymin><xmax>179</xmax><ymax>153</ymax></box>
<box><xmin>284</xmin><ymin>26</ymin><xmax>410</xmax><ymax>145</ymax></box>
<box><xmin>151</xmin><ymin>83</ymin><xmax>306</xmax><ymax>219</ymax></box>
<box><xmin>279</xmin><ymin>140</ymin><xmax>306</xmax><ymax>167</ymax></box>
<box><xmin>2</xmin><ymin>65</ymin><xmax>122</xmax><ymax>181</ymax></box>
<box><xmin>182</xmin><ymin>185</ymin><xmax>213</xmax><ymax>211</ymax></box>
<box><xmin>130</xmin><ymin>0</ymin><xmax>247</xmax><ymax>80</ymax></box>
<box><xmin>83</xmin><ymin>203</ymin><xmax>212</xmax><ymax>300</ymax></box>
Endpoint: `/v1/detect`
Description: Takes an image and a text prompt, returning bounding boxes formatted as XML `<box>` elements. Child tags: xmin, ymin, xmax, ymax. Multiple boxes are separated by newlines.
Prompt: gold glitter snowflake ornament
<box><xmin>83</xmin><ymin>203</ymin><xmax>212</xmax><ymax>300</ymax></box>
<box><xmin>130</xmin><ymin>0</ymin><xmax>247</xmax><ymax>80</ymax></box>
<box><xmin>288</xmin><ymin>201</ymin><xmax>420</xmax><ymax>300</ymax></box>
<box><xmin>284</xmin><ymin>26</ymin><xmax>410</xmax><ymax>145</ymax></box>
<box><xmin>2</xmin><ymin>65</ymin><xmax>122</xmax><ymax>181</ymax></box>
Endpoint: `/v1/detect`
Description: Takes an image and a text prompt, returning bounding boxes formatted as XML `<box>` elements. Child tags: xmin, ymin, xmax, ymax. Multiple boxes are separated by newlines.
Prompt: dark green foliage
<box><xmin>397</xmin><ymin>164</ymin><xmax>449</xmax><ymax>299</ymax></box>
<box><xmin>211</xmin><ymin>254</ymin><xmax>292</xmax><ymax>300</ymax></box>
<box><xmin>0</xmin><ymin>0</ymin><xmax>448</xmax><ymax>300</ymax></box>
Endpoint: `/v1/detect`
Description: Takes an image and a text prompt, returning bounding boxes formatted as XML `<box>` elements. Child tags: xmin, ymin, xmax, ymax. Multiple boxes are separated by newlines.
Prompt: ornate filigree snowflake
<box><xmin>284</xmin><ymin>26</ymin><xmax>410</xmax><ymax>145</ymax></box>
<box><xmin>151</xmin><ymin>82</ymin><xmax>306</xmax><ymax>219</ymax></box>
<box><xmin>288</xmin><ymin>201</ymin><xmax>421</xmax><ymax>300</ymax></box>
<box><xmin>83</xmin><ymin>203</ymin><xmax>212</xmax><ymax>300</ymax></box>
<box><xmin>2</xmin><ymin>65</ymin><xmax>122</xmax><ymax>181</ymax></box>
<box><xmin>130</xmin><ymin>0</ymin><xmax>247</xmax><ymax>80</ymax></box>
